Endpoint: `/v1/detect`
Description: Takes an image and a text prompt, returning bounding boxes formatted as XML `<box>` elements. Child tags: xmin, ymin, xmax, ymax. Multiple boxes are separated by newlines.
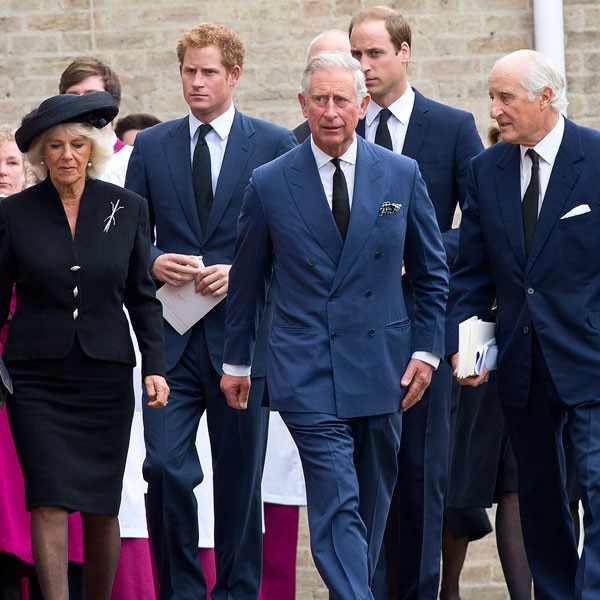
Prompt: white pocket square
<box><xmin>379</xmin><ymin>202</ymin><xmax>402</xmax><ymax>216</ymax></box>
<box><xmin>560</xmin><ymin>204</ymin><xmax>591</xmax><ymax>219</ymax></box>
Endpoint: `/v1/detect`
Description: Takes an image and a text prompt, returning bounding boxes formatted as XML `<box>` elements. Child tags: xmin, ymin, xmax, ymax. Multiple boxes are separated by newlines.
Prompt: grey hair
<box><xmin>300</xmin><ymin>51</ymin><xmax>367</xmax><ymax>105</ymax></box>
<box><xmin>497</xmin><ymin>49</ymin><xmax>568</xmax><ymax>113</ymax></box>
<box><xmin>27</xmin><ymin>122</ymin><xmax>113</xmax><ymax>181</ymax></box>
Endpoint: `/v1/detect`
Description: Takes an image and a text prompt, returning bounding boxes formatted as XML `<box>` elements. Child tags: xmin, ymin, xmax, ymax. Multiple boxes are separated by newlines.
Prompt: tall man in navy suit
<box><xmin>125</xmin><ymin>23</ymin><xmax>296</xmax><ymax>600</ymax></box>
<box><xmin>348</xmin><ymin>6</ymin><xmax>483</xmax><ymax>598</ymax></box>
<box><xmin>220</xmin><ymin>52</ymin><xmax>448</xmax><ymax>599</ymax></box>
<box><xmin>447</xmin><ymin>49</ymin><xmax>600</xmax><ymax>600</ymax></box>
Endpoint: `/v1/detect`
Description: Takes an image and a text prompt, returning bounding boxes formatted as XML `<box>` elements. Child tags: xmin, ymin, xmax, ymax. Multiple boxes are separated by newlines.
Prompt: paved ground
<box><xmin>295</xmin><ymin>506</ymin><xmax>514</xmax><ymax>599</ymax></box>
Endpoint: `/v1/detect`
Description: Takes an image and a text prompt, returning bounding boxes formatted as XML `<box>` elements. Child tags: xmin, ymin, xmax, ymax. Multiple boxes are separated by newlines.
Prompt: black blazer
<box><xmin>0</xmin><ymin>177</ymin><xmax>165</xmax><ymax>378</ymax></box>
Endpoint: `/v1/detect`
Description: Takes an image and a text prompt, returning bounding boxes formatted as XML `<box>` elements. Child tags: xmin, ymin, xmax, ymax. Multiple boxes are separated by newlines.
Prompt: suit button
<box><xmin>527</xmin><ymin>287</ymin><xmax>534</xmax><ymax>295</ymax></box>
<box><xmin>308</xmin><ymin>258</ymin><xmax>316</xmax><ymax>266</ymax></box>
<box><xmin>331</xmin><ymin>333</ymin><xmax>337</xmax><ymax>340</ymax></box>
<box><xmin>70</xmin><ymin>265</ymin><xmax>81</xmax><ymax>271</ymax></box>
<box><xmin>365</xmin><ymin>291</ymin><xmax>372</xmax><ymax>298</ymax></box>
<box><xmin>374</xmin><ymin>252</ymin><xmax>382</xmax><ymax>259</ymax></box>
<box><xmin>368</xmin><ymin>329</ymin><xmax>375</xmax><ymax>336</ymax></box>
<box><xmin>73</xmin><ymin>286</ymin><xmax>79</xmax><ymax>298</ymax></box>
<box><xmin>523</xmin><ymin>326</ymin><xmax>529</xmax><ymax>334</ymax></box>
<box><xmin>73</xmin><ymin>309</ymin><xmax>79</xmax><ymax>320</ymax></box>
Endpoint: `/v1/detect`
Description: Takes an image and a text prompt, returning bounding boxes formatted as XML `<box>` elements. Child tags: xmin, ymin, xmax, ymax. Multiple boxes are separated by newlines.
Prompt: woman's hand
<box><xmin>144</xmin><ymin>375</ymin><xmax>170</xmax><ymax>408</ymax></box>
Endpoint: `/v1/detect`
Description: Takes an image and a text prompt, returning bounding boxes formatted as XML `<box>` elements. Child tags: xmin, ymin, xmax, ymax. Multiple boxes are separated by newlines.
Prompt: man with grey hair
<box><xmin>293</xmin><ymin>30</ymin><xmax>352</xmax><ymax>142</ymax></box>
<box><xmin>220</xmin><ymin>51</ymin><xmax>448</xmax><ymax>599</ymax></box>
<box><xmin>446</xmin><ymin>49</ymin><xmax>600</xmax><ymax>599</ymax></box>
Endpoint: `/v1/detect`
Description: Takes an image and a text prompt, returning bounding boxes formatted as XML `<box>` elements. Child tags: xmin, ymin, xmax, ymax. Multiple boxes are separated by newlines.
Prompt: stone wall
<box><xmin>2</xmin><ymin>1</ymin><xmax>600</xmax><ymax>138</ymax></box>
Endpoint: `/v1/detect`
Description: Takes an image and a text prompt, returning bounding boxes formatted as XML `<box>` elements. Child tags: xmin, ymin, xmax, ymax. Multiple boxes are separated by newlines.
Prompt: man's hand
<box><xmin>151</xmin><ymin>253</ymin><xmax>202</xmax><ymax>286</ymax></box>
<box><xmin>195</xmin><ymin>263</ymin><xmax>231</xmax><ymax>297</ymax></box>
<box><xmin>144</xmin><ymin>375</ymin><xmax>170</xmax><ymax>408</ymax></box>
<box><xmin>449</xmin><ymin>352</ymin><xmax>488</xmax><ymax>387</ymax></box>
<box><xmin>400</xmin><ymin>358</ymin><xmax>434</xmax><ymax>411</ymax></box>
<box><xmin>221</xmin><ymin>374</ymin><xmax>251</xmax><ymax>410</ymax></box>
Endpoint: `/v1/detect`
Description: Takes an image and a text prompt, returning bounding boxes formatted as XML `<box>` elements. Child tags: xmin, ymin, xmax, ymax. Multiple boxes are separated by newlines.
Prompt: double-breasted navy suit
<box><xmin>446</xmin><ymin>117</ymin><xmax>600</xmax><ymax>599</ymax></box>
<box><xmin>223</xmin><ymin>136</ymin><xmax>449</xmax><ymax>598</ymax></box>
<box><xmin>358</xmin><ymin>89</ymin><xmax>483</xmax><ymax>599</ymax></box>
<box><xmin>125</xmin><ymin>110</ymin><xmax>296</xmax><ymax>600</ymax></box>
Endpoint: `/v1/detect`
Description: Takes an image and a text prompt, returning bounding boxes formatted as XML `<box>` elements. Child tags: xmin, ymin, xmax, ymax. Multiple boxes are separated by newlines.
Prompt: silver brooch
<box><xmin>104</xmin><ymin>199</ymin><xmax>124</xmax><ymax>233</ymax></box>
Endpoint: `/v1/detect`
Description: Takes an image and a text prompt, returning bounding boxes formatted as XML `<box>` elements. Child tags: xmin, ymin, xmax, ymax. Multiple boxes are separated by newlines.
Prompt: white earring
<box><xmin>87</xmin><ymin>156</ymin><xmax>93</xmax><ymax>168</ymax></box>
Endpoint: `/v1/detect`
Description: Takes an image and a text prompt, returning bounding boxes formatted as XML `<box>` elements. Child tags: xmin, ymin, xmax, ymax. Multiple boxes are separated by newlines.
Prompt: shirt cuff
<box><xmin>411</xmin><ymin>351</ymin><xmax>441</xmax><ymax>370</ymax></box>
<box><xmin>222</xmin><ymin>363</ymin><xmax>251</xmax><ymax>377</ymax></box>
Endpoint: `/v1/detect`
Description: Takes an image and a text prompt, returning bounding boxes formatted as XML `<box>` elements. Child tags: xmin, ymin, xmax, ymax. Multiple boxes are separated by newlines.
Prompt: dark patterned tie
<box><xmin>331</xmin><ymin>158</ymin><xmax>350</xmax><ymax>240</ymax></box>
<box><xmin>193</xmin><ymin>123</ymin><xmax>213</xmax><ymax>231</ymax></box>
<box><xmin>374</xmin><ymin>108</ymin><xmax>393</xmax><ymax>150</ymax></box>
<box><xmin>522</xmin><ymin>149</ymin><xmax>539</xmax><ymax>255</ymax></box>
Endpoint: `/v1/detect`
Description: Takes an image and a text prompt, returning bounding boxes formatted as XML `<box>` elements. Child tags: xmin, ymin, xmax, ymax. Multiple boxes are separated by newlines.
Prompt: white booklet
<box><xmin>156</xmin><ymin>261</ymin><xmax>225</xmax><ymax>335</ymax></box>
<box><xmin>457</xmin><ymin>316</ymin><xmax>497</xmax><ymax>378</ymax></box>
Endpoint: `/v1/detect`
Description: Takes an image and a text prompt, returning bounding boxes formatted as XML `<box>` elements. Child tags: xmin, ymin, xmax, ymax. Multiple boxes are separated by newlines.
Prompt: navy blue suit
<box><xmin>125</xmin><ymin>110</ymin><xmax>296</xmax><ymax>600</ymax></box>
<box><xmin>446</xmin><ymin>118</ymin><xmax>600</xmax><ymax>599</ymax></box>
<box><xmin>223</xmin><ymin>136</ymin><xmax>449</xmax><ymax>598</ymax></box>
<box><xmin>358</xmin><ymin>89</ymin><xmax>483</xmax><ymax>599</ymax></box>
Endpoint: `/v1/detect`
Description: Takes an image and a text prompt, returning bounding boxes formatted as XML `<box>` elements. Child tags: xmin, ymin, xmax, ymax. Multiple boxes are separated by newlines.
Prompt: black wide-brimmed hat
<box><xmin>15</xmin><ymin>91</ymin><xmax>119</xmax><ymax>152</ymax></box>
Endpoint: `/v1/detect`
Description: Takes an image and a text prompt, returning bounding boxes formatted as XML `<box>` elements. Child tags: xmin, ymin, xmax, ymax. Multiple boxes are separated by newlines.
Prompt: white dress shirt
<box><xmin>363</xmin><ymin>84</ymin><xmax>415</xmax><ymax>154</ymax></box>
<box><xmin>520</xmin><ymin>113</ymin><xmax>565</xmax><ymax>214</ymax></box>
<box><xmin>188</xmin><ymin>104</ymin><xmax>236</xmax><ymax>193</ymax></box>
<box><xmin>311</xmin><ymin>136</ymin><xmax>357</xmax><ymax>209</ymax></box>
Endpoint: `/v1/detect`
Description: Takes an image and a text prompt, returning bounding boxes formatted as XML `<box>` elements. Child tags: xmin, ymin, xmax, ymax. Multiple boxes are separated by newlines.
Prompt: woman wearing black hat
<box><xmin>0</xmin><ymin>91</ymin><xmax>170</xmax><ymax>600</ymax></box>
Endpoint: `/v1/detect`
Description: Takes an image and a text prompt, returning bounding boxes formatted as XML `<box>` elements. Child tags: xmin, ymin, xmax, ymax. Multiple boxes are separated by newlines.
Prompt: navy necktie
<box><xmin>193</xmin><ymin>123</ymin><xmax>213</xmax><ymax>231</ymax></box>
<box><xmin>374</xmin><ymin>108</ymin><xmax>393</xmax><ymax>150</ymax></box>
<box><xmin>331</xmin><ymin>158</ymin><xmax>350</xmax><ymax>241</ymax></box>
<box><xmin>522</xmin><ymin>148</ymin><xmax>539</xmax><ymax>255</ymax></box>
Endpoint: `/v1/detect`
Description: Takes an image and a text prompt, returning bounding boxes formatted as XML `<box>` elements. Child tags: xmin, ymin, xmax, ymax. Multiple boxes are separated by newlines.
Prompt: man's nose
<box><xmin>324</xmin><ymin>99</ymin><xmax>339</xmax><ymax>117</ymax></box>
<box><xmin>490</xmin><ymin>101</ymin><xmax>502</xmax><ymax>119</ymax></box>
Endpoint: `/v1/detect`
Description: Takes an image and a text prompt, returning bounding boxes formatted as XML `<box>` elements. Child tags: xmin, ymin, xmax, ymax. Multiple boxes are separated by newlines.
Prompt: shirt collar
<box><xmin>520</xmin><ymin>113</ymin><xmax>565</xmax><ymax>166</ymax></box>
<box><xmin>188</xmin><ymin>104</ymin><xmax>236</xmax><ymax>141</ymax></box>
<box><xmin>365</xmin><ymin>84</ymin><xmax>415</xmax><ymax>127</ymax></box>
<box><xmin>310</xmin><ymin>135</ymin><xmax>358</xmax><ymax>169</ymax></box>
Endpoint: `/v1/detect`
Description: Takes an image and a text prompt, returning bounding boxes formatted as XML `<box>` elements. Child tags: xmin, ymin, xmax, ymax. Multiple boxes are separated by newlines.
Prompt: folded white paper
<box><xmin>457</xmin><ymin>316</ymin><xmax>497</xmax><ymax>378</ymax></box>
<box><xmin>156</xmin><ymin>262</ymin><xmax>226</xmax><ymax>335</ymax></box>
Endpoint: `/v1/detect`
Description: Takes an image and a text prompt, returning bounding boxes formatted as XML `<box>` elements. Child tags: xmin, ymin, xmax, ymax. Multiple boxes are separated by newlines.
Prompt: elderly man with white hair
<box><xmin>446</xmin><ymin>49</ymin><xmax>600</xmax><ymax>600</ymax></box>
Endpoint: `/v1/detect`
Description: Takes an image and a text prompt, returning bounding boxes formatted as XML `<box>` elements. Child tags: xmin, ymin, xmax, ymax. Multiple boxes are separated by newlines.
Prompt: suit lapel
<box><xmin>526</xmin><ymin>120</ymin><xmax>582</xmax><ymax>270</ymax></box>
<box><xmin>286</xmin><ymin>140</ymin><xmax>386</xmax><ymax>289</ymax></box>
<box><xmin>401</xmin><ymin>89</ymin><xmax>429</xmax><ymax>159</ymax></box>
<box><xmin>206</xmin><ymin>110</ymin><xmax>253</xmax><ymax>239</ymax></box>
<box><xmin>332</xmin><ymin>139</ymin><xmax>384</xmax><ymax>292</ymax></box>
<box><xmin>495</xmin><ymin>144</ymin><xmax>527</xmax><ymax>269</ymax></box>
<box><xmin>286</xmin><ymin>141</ymin><xmax>344</xmax><ymax>266</ymax></box>
<box><xmin>164</xmin><ymin>118</ymin><xmax>203</xmax><ymax>239</ymax></box>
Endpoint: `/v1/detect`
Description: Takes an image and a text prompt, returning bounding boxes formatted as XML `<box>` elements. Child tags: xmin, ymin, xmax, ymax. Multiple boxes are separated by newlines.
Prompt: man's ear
<box><xmin>228</xmin><ymin>65</ymin><xmax>242</xmax><ymax>86</ymax></box>
<box><xmin>358</xmin><ymin>93</ymin><xmax>370</xmax><ymax>121</ymax></box>
<box><xmin>539</xmin><ymin>86</ymin><xmax>553</xmax><ymax>110</ymax></box>
<box><xmin>298</xmin><ymin>92</ymin><xmax>308</xmax><ymax>119</ymax></box>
